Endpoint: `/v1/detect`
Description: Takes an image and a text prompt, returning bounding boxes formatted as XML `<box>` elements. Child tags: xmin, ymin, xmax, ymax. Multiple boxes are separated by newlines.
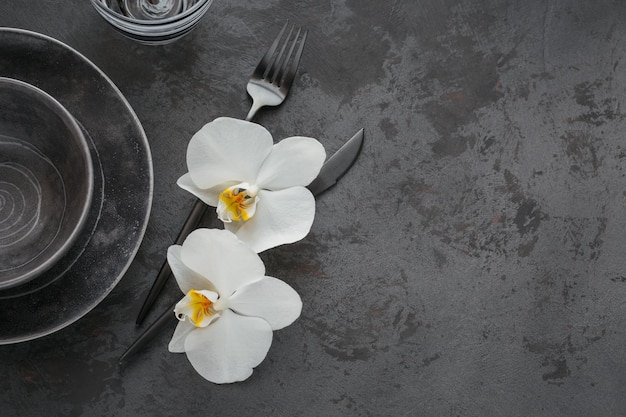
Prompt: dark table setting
<box><xmin>2</xmin><ymin>0</ymin><xmax>626</xmax><ymax>415</ymax></box>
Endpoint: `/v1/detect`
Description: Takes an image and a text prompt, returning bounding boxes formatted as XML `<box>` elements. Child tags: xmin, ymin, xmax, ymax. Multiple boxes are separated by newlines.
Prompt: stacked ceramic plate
<box><xmin>0</xmin><ymin>29</ymin><xmax>153</xmax><ymax>344</ymax></box>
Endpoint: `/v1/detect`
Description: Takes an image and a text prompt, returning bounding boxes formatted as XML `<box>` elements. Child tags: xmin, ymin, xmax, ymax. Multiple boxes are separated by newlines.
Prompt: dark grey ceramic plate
<box><xmin>0</xmin><ymin>28</ymin><xmax>153</xmax><ymax>344</ymax></box>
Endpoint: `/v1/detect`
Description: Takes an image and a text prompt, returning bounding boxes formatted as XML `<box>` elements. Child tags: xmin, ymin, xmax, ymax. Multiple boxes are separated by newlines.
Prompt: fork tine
<box><xmin>271</xmin><ymin>26</ymin><xmax>301</xmax><ymax>85</ymax></box>
<box><xmin>268</xmin><ymin>24</ymin><xmax>296</xmax><ymax>83</ymax></box>
<box><xmin>252</xmin><ymin>21</ymin><xmax>288</xmax><ymax>78</ymax></box>
<box><xmin>279</xmin><ymin>29</ymin><xmax>307</xmax><ymax>91</ymax></box>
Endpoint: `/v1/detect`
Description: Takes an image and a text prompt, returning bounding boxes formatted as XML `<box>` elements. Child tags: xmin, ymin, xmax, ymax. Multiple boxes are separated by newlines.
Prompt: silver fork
<box><xmin>133</xmin><ymin>22</ymin><xmax>308</xmax><ymax>328</ymax></box>
<box><xmin>245</xmin><ymin>22</ymin><xmax>308</xmax><ymax>121</ymax></box>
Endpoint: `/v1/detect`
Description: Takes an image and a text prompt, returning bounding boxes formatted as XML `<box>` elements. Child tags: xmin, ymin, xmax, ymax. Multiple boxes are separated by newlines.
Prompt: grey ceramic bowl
<box><xmin>0</xmin><ymin>77</ymin><xmax>94</xmax><ymax>289</ymax></box>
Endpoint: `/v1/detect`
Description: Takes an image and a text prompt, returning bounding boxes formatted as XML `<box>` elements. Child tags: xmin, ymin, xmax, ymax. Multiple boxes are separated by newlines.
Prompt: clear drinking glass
<box><xmin>91</xmin><ymin>0</ymin><xmax>213</xmax><ymax>45</ymax></box>
<box><xmin>121</xmin><ymin>0</ymin><xmax>185</xmax><ymax>20</ymax></box>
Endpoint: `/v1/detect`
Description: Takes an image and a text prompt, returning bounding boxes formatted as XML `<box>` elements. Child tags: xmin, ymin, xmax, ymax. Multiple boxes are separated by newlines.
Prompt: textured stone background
<box><xmin>2</xmin><ymin>0</ymin><xmax>626</xmax><ymax>415</ymax></box>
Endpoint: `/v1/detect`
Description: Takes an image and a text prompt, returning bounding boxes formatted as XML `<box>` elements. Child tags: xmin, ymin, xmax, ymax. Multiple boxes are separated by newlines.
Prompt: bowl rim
<box><xmin>0</xmin><ymin>76</ymin><xmax>95</xmax><ymax>289</ymax></box>
<box><xmin>90</xmin><ymin>0</ymin><xmax>212</xmax><ymax>26</ymax></box>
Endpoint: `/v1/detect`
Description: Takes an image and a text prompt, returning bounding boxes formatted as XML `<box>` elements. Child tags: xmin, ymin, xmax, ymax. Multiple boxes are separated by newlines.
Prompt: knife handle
<box><xmin>121</xmin><ymin>302</ymin><xmax>178</xmax><ymax>364</ymax></box>
<box><xmin>135</xmin><ymin>198</ymin><xmax>207</xmax><ymax>326</ymax></box>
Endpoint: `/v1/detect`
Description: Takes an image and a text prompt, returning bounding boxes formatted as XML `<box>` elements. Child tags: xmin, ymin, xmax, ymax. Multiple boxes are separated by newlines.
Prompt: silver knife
<box><xmin>307</xmin><ymin>128</ymin><xmax>364</xmax><ymax>195</ymax></box>
<box><xmin>119</xmin><ymin>128</ymin><xmax>365</xmax><ymax>364</ymax></box>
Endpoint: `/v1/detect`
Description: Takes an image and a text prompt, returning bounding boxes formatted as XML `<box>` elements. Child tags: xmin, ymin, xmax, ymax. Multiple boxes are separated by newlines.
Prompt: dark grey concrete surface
<box><xmin>2</xmin><ymin>0</ymin><xmax>626</xmax><ymax>415</ymax></box>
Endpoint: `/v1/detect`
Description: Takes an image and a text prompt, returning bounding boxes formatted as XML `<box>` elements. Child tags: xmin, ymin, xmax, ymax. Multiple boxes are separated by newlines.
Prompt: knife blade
<box><xmin>307</xmin><ymin>128</ymin><xmax>364</xmax><ymax>196</ymax></box>
<box><xmin>120</xmin><ymin>128</ymin><xmax>364</xmax><ymax>364</ymax></box>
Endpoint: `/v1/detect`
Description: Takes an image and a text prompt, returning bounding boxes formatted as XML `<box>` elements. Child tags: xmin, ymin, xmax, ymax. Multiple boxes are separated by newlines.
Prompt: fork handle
<box><xmin>245</xmin><ymin>101</ymin><xmax>263</xmax><ymax>121</ymax></box>
<box><xmin>138</xmin><ymin>99</ymin><xmax>259</xmax><ymax>323</ymax></box>
<box><xmin>135</xmin><ymin>198</ymin><xmax>207</xmax><ymax>326</ymax></box>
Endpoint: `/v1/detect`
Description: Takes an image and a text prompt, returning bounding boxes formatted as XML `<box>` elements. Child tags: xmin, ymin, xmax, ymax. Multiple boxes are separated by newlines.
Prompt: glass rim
<box><xmin>90</xmin><ymin>0</ymin><xmax>212</xmax><ymax>26</ymax></box>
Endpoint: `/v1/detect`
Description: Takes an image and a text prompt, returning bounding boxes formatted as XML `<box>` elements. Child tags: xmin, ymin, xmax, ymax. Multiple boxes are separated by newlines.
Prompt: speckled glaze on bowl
<box><xmin>0</xmin><ymin>77</ymin><xmax>94</xmax><ymax>289</ymax></box>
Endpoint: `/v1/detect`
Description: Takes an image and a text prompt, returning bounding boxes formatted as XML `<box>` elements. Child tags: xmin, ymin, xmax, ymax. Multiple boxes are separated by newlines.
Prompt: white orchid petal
<box><xmin>229</xmin><ymin>277</ymin><xmax>302</xmax><ymax>330</ymax></box>
<box><xmin>167</xmin><ymin>245</ymin><xmax>216</xmax><ymax>294</ymax></box>
<box><xmin>234</xmin><ymin>188</ymin><xmax>316</xmax><ymax>253</ymax></box>
<box><xmin>223</xmin><ymin>219</ymin><xmax>242</xmax><ymax>235</ymax></box>
<box><xmin>176</xmin><ymin>173</ymin><xmax>225</xmax><ymax>207</ymax></box>
<box><xmin>196</xmin><ymin>289</ymin><xmax>218</xmax><ymax>301</ymax></box>
<box><xmin>256</xmin><ymin>137</ymin><xmax>326</xmax><ymax>190</ymax></box>
<box><xmin>180</xmin><ymin>229</ymin><xmax>265</xmax><ymax>297</ymax></box>
<box><xmin>183</xmin><ymin>309</ymin><xmax>273</xmax><ymax>384</ymax></box>
<box><xmin>168</xmin><ymin>319</ymin><xmax>195</xmax><ymax>353</ymax></box>
<box><xmin>187</xmin><ymin>118</ymin><xmax>273</xmax><ymax>189</ymax></box>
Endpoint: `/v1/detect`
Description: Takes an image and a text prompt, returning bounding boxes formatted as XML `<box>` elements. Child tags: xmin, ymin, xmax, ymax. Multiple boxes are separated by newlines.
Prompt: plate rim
<box><xmin>0</xmin><ymin>27</ymin><xmax>154</xmax><ymax>344</ymax></box>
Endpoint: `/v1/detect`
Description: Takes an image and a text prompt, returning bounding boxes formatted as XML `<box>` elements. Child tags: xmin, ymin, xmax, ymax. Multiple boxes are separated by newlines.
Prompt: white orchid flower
<box><xmin>177</xmin><ymin>117</ymin><xmax>326</xmax><ymax>253</ymax></box>
<box><xmin>167</xmin><ymin>228</ymin><xmax>302</xmax><ymax>384</ymax></box>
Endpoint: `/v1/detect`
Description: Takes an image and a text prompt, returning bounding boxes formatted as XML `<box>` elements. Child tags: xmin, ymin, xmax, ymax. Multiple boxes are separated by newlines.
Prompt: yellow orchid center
<box><xmin>175</xmin><ymin>289</ymin><xmax>218</xmax><ymax>328</ymax></box>
<box><xmin>217</xmin><ymin>182</ymin><xmax>259</xmax><ymax>222</ymax></box>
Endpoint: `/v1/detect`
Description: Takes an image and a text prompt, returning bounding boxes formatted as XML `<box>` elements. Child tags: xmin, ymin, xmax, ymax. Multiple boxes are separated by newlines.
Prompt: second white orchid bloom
<box><xmin>177</xmin><ymin>117</ymin><xmax>326</xmax><ymax>253</ymax></box>
<box><xmin>168</xmin><ymin>228</ymin><xmax>302</xmax><ymax>384</ymax></box>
